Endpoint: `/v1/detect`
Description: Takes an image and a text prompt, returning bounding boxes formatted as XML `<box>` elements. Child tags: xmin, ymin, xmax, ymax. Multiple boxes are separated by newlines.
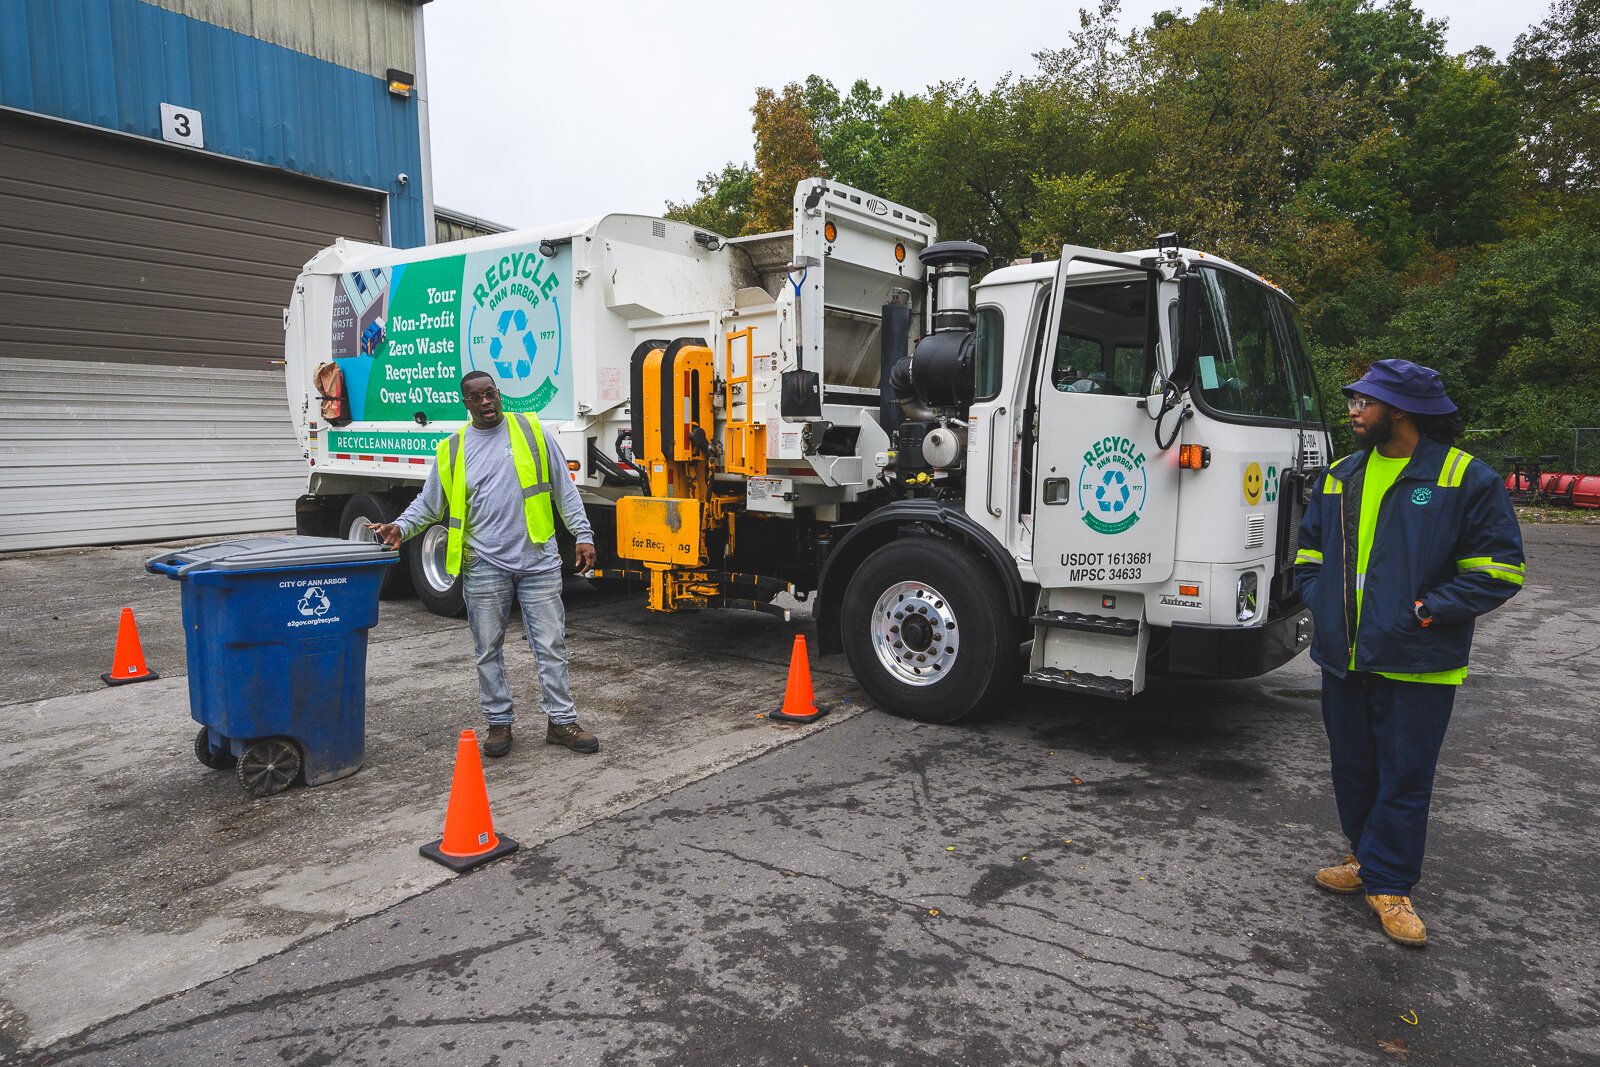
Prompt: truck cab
<box><xmin>816</xmin><ymin>238</ymin><xmax>1327</xmax><ymax>719</ymax></box>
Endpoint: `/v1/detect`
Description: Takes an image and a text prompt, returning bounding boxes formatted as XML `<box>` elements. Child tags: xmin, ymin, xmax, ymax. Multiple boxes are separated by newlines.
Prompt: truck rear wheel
<box><xmin>408</xmin><ymin>521</ymin><xmax>465</xmax><ymax>617</ymax></box>
<box><xmin>339</xmin><ymin>494</ymin><xmax>413</xmax><ymax>598</ymax></box>
<box><xmin>840</xmin><ymin>538</ymin><xmax>1015</xmax><ymax>723</ymax></box>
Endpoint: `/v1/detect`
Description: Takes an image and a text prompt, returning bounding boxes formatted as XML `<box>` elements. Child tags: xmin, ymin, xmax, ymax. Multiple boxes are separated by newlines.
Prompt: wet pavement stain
<box><xmin>1190</xmin><ymin>758</ymin><xmax>1270</xmax><ymax>783</ymax></box>
<box><xmin>968</xmin><ymin>863</ymin><xmax>1044</xmax><ymax>903</ymax></box>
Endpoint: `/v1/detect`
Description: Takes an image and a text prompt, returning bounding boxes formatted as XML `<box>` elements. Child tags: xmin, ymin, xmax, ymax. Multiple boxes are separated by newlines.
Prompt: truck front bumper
<box><xmin>1161</xmin><ymin>604</ymin><xmax>1314</xmax><ymax>680</ymax></box>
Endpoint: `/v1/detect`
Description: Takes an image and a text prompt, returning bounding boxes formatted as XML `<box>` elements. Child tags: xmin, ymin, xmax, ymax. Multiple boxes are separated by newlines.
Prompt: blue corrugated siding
<box><xmin>0</xmin><ymin>0</ymin><xmax>425</xmax><ymax>247</ymax></box>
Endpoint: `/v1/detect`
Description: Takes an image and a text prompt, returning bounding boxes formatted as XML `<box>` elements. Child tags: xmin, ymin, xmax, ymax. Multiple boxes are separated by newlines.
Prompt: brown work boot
<box><xmin>483</xmin><ymin>725</ymin><xmax>513</xmax><ymax>758</ymax></box>
<box><xmin>1314</xmin><ymin>854</ymin><xmax>1364</xmax><ymax>895</ymax></box>
<box><xmin>1367</xmin><ymin>894</ymin><xmax>1428</xmax><ymax>947</ymax></box>
<box><xmin>546</xmin><ymin>721</ymin><xmax>600</xmax><ymax>753</ymax></box>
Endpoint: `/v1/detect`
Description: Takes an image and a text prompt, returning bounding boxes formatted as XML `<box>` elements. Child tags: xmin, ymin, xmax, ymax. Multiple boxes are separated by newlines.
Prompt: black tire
<box><xmin>338</xmin><ymin>493</ymin><xmax>413</xmax><ymax>598</ymax></box>
<box><xmin>407</xmin><ymin>521</ymin><xmax>466</xmax><ymax>617</ymax></box>
<box><xmin>840</xmin><ymin>537</ymin><xmax>1017</xmax><ymax>723</ymax></box>
<box><xmin>236</xmin><ymin>737</ymin><xmax>303</xmax><ymax>797</ymax></box>
<box><xmin>194</xmin><ymin>726</ymin><xmax>237</xmax><ymax>770</ymax></box>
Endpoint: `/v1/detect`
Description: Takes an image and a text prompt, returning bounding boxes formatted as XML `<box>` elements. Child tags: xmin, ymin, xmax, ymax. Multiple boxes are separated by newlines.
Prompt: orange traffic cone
<box><xmin>102</xmin><ymin>607</ymin><xmax>159</xmax><ymax>686</ymax></box>
<box><xmin>769</xmin><ymin>634</ymin><xmax>828</xmax><ymax>723</ymax></box>
<box><xmin>420</xmin><ymin>729</ymin><xmax>519</xmax><ymax>872</ymax></box>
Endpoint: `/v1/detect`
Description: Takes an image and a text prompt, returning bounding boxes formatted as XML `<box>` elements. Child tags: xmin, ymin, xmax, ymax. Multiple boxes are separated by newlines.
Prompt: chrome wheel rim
<box><xmin>347</xmin><ymin>515</ymin><xmax>377</xmax><ymax>542</ymax></box>
<box><xmin>869</xmin><ymin>580</ymin><xmax>959</xmax><ymax>687</ymax></box>
<box><xmin>419</xmin><ymin>524</ymin><xmax>453</xmax><ymax>593</ymax></box>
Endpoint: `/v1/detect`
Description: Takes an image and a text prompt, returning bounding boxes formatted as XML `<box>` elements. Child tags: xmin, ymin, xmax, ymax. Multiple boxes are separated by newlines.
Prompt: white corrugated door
<box><xmin>0</xmin><ymin>358</ymin><xmax>307</xmax><ymax>551</ymax></box>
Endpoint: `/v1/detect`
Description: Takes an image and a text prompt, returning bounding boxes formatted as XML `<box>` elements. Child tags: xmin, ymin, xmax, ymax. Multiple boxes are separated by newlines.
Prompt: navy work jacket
<box><xmin>1293</xmin><ymin>436</ymin><xmax>1525</xmax><ymax>677</ymax></box>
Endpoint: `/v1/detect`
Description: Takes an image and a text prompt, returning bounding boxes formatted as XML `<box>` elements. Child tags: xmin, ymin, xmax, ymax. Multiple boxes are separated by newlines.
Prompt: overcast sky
<box><xmin>422</xmin><ymin>0</ymin><xmax>1550</xmax><ymax>231</ymax></box>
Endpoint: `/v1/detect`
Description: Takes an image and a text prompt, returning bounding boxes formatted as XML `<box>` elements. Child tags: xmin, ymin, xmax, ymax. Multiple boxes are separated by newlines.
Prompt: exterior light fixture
<box><xmin>386</xmin><ymin>69</ymin><xmax>415</xmax><ymax>98</ymax></box>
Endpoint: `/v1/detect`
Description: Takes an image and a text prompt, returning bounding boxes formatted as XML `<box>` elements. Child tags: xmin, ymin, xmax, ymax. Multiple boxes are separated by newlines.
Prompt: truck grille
<box><xmin>1245</xmin><ymin>514</ymin><xmax>1267</xmax><ymax>549</ymax></box>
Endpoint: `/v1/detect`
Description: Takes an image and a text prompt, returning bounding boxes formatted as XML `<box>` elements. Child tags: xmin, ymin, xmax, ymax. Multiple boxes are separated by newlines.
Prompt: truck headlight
<box><xmin>1236</xmin><ymin>571</ymin><xmax>1259</xmax><ymax>623</ymax></box>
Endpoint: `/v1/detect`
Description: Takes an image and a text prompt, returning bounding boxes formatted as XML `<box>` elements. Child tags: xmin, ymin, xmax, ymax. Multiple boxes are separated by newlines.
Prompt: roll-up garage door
<box><xmin>0</xmin><ymin>109</ymin><xmax>383</xmax><ymax>552</ymax></box>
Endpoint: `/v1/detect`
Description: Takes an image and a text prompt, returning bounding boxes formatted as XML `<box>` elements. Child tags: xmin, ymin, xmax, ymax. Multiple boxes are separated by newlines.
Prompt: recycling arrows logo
<box><xmin>1094</xmin><ymin>468</ymin><xmax>1130</xmax><ymax>514</ymax></box>
<box><xmin>489</xmin><ymin>308</ymin><xmax>537</xmax><ymax>380</ymax></box>
<box><xmin>296</xmin><ymin>587</ymin><xmax>332</xmax><ymax>617</ymax></box>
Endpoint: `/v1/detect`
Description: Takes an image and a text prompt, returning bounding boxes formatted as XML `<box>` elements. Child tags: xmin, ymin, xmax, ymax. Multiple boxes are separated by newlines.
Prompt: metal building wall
<box><xmin>0</xmin><ymin>0</ymin><xmax>427</xmax><ymax>550</ymax></box>
<box><xmin>140</xmin><ymin>0</ymin><xmax>418</xmax><ymax>78</ymax></box>
<box><xmin>0</xmin><ymin>110</ymin><xmax>383</xmax><ymax>551</ymax></box>
<box><xmin>0</xmin><ymin>0</ymin><xmax>426</xmax><ymax>247</ymax></box>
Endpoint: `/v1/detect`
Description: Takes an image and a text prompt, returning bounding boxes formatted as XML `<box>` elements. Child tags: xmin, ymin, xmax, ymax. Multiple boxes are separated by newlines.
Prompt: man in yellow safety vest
<box><xmin>369</xmin><ymin>371</ymin><xmax>599</xmax><ymax>757</ymax></box>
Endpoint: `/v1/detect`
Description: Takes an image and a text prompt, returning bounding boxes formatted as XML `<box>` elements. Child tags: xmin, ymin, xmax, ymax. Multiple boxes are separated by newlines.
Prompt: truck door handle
<box><xmin>1043</xmin><ymin>477</ymin><xmax>1071</xmax><ymax>505</ymax></box>
<box><xmin>986</xmin><ymin>407</ymin><xmax>1007</xmax><ymax>517</ymax></box>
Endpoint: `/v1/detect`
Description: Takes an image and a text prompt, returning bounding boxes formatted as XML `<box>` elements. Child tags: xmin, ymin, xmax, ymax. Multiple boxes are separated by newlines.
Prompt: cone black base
<box><xmin>770</xmin><ymin>704</ymin><xmax>828</xmax><ymax>724</ymax></box>
<box><xmin>102</xmin><ymin>669</ymin><xmax>159</xmax><ymax>687</ymax></box>
<box><xmin>419</xmin><ymin>834</ymin><xmax>519</xmax><ymax>872</ymax></box>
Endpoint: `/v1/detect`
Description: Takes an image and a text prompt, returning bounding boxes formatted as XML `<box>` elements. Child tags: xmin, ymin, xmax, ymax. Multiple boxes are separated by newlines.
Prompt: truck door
<box><xmin>1030</xmin><ymin>248</ymin><xmax>1179</xmax><ymax>590</ymax></box>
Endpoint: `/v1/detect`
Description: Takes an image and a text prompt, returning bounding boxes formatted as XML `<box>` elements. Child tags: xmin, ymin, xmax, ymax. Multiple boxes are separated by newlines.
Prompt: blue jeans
<box><xmin>1321</xmin><ymin>670</ymin><xmax>1456</xmax><ymax>896</ymax></box>
<box><xmin>463</xmin><ymin>558</ymin><xmax>577</xmax><ymax>727</ymax></box>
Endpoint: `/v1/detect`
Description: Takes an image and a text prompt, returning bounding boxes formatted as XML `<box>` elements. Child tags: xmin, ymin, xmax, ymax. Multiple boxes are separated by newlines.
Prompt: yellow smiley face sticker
<box><xmin>1243</xmin><ymin>462</ymin><xmax>1263</xmax><ymax>505</ymax></box>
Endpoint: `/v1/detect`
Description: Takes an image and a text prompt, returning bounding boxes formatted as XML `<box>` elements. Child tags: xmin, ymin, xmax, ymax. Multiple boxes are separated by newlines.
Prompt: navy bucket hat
<box><xmin>1343</xmin><ymin>358</ymin><xmax>1457</xmax><ymax>415</ymax></box>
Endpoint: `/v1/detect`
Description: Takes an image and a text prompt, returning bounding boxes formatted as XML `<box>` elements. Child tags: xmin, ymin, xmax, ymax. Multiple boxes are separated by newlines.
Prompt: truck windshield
<box><xmin>1189</xmin><ymin>266</ymin><xmax>1313</xmax><ymax>423</ymax></box>
<box><xmin>1274</xmin><ymin>296</ymin><xmax>1325</xmax><ymax>425</ymax></box>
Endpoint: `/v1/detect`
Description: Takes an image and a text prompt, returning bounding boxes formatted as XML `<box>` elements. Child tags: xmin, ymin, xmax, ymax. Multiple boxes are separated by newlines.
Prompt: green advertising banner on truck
<box><xmin>329</xmin><ymin>243</ymin><xmax>572</xmax><ymax>424</ymax></box>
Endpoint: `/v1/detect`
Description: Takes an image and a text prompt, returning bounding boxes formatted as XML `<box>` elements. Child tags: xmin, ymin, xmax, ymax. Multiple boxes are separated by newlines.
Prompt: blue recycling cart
<box><xmin>146</xmin><ymin>536</ymin><xmax>396</xmax><ymax>796</ymax></box>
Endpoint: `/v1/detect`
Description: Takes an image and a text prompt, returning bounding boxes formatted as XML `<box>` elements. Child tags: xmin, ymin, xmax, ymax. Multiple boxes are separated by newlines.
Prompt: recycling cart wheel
<box><xmin>193</xmin><ymin>726</ymin><xmax>237</xmax><ymax>770</ymax></box>
<box><xmin>236</xmin><ymin>737</ymin><xmax>304</xmax><ymax>797</ymax></box>
<box><xmin>339</xmin><ymin>493</ymin><xmax>413</xmax><ymax>598</ymax></box>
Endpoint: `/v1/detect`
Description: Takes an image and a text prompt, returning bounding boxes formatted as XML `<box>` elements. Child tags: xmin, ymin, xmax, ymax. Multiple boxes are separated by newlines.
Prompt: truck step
<box><xmin>1029</xmin><ymin>611</ymin><xmax>1141</xmax><ymax>637</ymax></box>
<box><xmin>1023</xmin><ymin>668</ymin><xmax>1134</xmax><ymax>700</ymax></box>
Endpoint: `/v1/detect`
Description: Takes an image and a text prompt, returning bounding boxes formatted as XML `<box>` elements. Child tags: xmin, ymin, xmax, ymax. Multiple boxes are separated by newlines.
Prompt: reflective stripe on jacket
<box><xmin>1293</xmin><ymin>435</ymin><xmax>1524</xmax><ymax>676</ymax></box>
<box><xmin>436</xmin><ymin>412</ymin><xmax>555</xmax><ymax>576</ymax></box>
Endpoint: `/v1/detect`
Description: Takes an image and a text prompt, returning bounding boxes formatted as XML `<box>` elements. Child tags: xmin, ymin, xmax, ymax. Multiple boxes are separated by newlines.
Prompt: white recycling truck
<box><xmin>284</xmin><ymin>178</ymin><xmax>1330</xmax><ymax>721</ymax></box>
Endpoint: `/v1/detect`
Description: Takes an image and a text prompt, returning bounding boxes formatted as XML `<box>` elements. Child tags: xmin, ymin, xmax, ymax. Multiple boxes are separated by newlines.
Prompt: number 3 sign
<box><xmin>159</xmin><ymin>103</ymin><xmax>204</xmax><ymax>148</ymax></box>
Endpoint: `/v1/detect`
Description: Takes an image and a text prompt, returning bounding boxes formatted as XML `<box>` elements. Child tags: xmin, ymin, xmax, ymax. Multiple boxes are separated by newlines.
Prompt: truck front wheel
<box><xmin>840</xmin><ymin>538</ymin><xmax>1015</xmax><ymax>724</ymax></box>
<box><xmin>407</xmin><ymin>521</ymin><xmax>466</xmax><ymax>617</ymax></box>
<box><xmin>339</xmin><ymin>493</ymin><xmax>413</xmax><ymax>598</ymax></box>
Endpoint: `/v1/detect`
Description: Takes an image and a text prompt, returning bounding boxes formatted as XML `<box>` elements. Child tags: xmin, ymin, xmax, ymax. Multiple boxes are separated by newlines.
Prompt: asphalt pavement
<box><xmin>4</xmin><ymin>524</ymin><xmax>1598</xmax><ymax>1065</ymax></box>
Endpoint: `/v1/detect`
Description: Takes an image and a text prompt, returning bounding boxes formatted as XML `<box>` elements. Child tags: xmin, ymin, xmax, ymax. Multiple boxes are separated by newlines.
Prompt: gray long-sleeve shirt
<box><xmin>393</xmin><ymin>419</ymin><xmax>593</xmax><ymax>576</ymax></box>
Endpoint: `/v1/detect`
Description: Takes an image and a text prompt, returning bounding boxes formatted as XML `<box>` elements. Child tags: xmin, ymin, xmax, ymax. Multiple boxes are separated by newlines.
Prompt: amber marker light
<box><xmin>894</xmin><ymin>242</ymin><xmax>906</xmax><ymax>263</ymax></box>
<box><xmin>824</xmin><ymin>221</ymin><xmax>837</xmax><ymax>243</ymax></box>
<box><xmin>1178</xmin><ymin>583</ymin><xmax>1200</xmax><ymax>597</ymax></box>
<box><xmin>1178</xmin><ymin>444</ymin><xmax>1211</xmax><ymax>469</ymax></box>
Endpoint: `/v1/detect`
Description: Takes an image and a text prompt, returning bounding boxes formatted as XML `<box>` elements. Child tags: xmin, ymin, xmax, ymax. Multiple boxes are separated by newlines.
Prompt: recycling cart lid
<box><xmin>147</xmin><ymin>535</ymin><xmax>397</xmax><ymax>577</ymax></box>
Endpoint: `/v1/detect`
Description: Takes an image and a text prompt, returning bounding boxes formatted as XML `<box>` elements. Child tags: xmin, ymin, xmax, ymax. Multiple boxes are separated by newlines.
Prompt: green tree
<box><xmin>664</xmin><ymin>162</ymin><xmax>755</xmax><ymax>236</ymax></box>
<box><xmin>800</xmin><ymin>76</ymin><xmax>891</xmax><ymax>193</ymax></box>
<box><xmin>746</xmin><ymin>84</ymin><xmax>824</xmax><ymax>234</ymax></box>
<box><xmin>1507</xmin><ymin>0</ymin><xmax>1600</xmax><ymax>211</ymax></box>
<box><xmin>1400</xmin><ymin>58</ymin><xmax>1519</xmax><ymax>248</ymax></box>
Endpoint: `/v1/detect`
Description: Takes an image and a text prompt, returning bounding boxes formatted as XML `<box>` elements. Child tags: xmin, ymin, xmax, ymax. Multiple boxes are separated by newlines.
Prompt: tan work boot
<box><xmin>483</xmin><ymin>725</ymin><xmax>513</xmax><ymax>758</ymax></box>
<box><xmin>546</xmin><ymin>721</ymin><xmax>600</xmax><ymax>753</ymax></box>
<box><xmin>1366</xmin><ymin>894</ymin><xmax>1427</xmax><ymax>947</ymax></box>
<box><xmin>1314</xmin><ymin>854</ymin><xmax>1364</xmax><ymax>894</ymax></box>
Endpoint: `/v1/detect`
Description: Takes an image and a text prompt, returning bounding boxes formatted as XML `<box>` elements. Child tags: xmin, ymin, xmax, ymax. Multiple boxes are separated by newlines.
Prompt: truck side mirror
<box><xmin>1171</xmin><ymin>273</ymin><xmax>1205</xmax><ymax>391</ymax></box>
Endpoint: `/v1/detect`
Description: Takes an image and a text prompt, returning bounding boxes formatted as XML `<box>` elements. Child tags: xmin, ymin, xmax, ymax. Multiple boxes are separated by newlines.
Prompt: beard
<box><xmin>1352</xmin><ymin>408</ymin><xmax>1395</xmax><ymax>449</ymax></box>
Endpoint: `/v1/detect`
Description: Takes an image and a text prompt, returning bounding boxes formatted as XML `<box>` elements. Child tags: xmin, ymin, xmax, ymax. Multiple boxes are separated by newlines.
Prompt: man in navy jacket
<box><xmin>1295</xmin><ymin>359</ymin><xmax>1524</xmax><ymax>946</ymax></box>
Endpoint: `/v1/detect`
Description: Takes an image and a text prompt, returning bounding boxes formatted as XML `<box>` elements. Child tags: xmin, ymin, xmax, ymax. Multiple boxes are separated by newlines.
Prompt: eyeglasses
<box><xmin>1346</xmin><ymin>396</ymin><xmax>1378</xmax><ymax>413</ymax></box>
<box><xmin>464</xmin><ymin>388</ymin><xmax>501</xmax><ymax>404</ymax></box>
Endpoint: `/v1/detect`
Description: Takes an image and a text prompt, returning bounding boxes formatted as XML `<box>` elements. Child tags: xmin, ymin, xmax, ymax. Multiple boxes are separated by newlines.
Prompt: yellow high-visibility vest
<box><xmin>435</xmin><ymin>412</ymin><xmax>555</xmax><ymax>575</ymax></box>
